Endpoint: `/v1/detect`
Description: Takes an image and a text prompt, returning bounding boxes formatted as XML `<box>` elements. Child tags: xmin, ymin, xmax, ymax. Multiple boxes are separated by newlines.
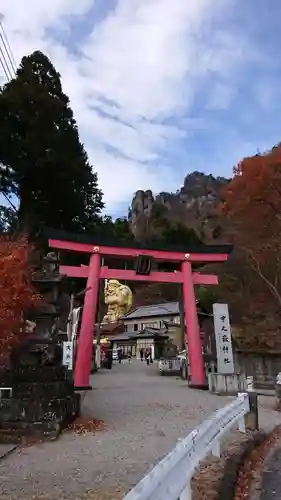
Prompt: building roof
<box><xmin>100</xmin><ymin>321</ymin><xmax>124</xmax><ymax>334</ymax></box>
<box><xmin>122</xmin><ymin>302</ymin><xmax>180</xmax><ymax>320</ymax></box>
<box><xmin>132</xmin><ymin>327</ymin><xmax>169</xmax><ymax>339</ymax></box>
<box><xmin>107</xmin><ymin>332</ymin><xmax>136</xmax><ymax>342</ymax></box>
<box><xmin>108</xmin><ymin>327</ymin><xmax>169</xmax><ymax>341</ymax></box>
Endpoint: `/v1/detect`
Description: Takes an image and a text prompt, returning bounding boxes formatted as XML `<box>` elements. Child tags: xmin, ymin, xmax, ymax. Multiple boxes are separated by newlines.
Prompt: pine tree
<box><xmin>0</xmin><ymin>51</ymin><xmax>104</xmax><ymax>235</ymax></box>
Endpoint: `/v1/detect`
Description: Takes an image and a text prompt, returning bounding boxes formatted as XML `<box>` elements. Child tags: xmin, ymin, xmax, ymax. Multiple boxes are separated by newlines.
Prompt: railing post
<box><xmin>211</xmin><ymin>439</ymin><xmax>221</xmax><ymax>457</ymax></box>
<box><xmin>246</xmin><ymin>392</ymin><xmax>259</xmax><ymax>431</ymax></box>
<box><xmin>244</xmin><ymin>378</ymin><xmax>259</xmax><ymax>431</ymax></box>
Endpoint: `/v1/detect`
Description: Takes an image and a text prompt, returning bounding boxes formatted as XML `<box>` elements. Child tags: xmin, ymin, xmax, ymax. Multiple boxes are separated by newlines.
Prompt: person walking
<box><xmin>139</xmin><ymin>347</ymin><xmax>144</xmax><ymax>362</ymax></box>
<box><xmin>107</xmin><ymin>346</ymin><xmax>113</xmax><ymax>370</ymax></box>
<box><xmin>128</xmin><ymin>349</ymin><xmax>132</xmax><ymax>363</ymax></box>
<box><xmin>117</xmin><ymin>347</ymin><xmax>122</xmax><ymax>364</ymax></box>
<box><xmin>145</xmin><ymin>349</ymin><xmax>150</xmax><ymax>366</ymax></box>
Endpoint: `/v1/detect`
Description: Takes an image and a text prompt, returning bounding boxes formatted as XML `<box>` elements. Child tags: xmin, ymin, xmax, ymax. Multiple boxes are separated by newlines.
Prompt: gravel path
<box><xmin>0</xmin><ymin>359</ymin><xmax>280</xmax><ymax>500</ymax></box>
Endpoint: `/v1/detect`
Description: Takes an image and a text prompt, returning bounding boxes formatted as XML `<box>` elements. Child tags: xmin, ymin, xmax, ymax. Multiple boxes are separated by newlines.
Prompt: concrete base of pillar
<box><xmin>189</xmin><ymin>383</ymin><xmax>209</xmax><ymax>391</ymax></box>
<box><xmin>208</xmin><ymin>372</ymin><xmax>246</xmax><ymax>395</ymax></box>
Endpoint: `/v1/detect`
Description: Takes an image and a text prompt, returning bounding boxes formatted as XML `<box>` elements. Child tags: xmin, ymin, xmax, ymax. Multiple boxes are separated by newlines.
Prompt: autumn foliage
<box><xmin>0</xmin><ymin>235</ymin><xmax>41</xmax><ymax>366</ymax></box>
<box><xmin>222</xmin><ymin>144</ymin><xmax>281</xmax><ymax>244</ymax></box>
<box><xmin>220</xmin><ymin>145</ymin><xmax>281</xmax><ymax>313</ymax></box>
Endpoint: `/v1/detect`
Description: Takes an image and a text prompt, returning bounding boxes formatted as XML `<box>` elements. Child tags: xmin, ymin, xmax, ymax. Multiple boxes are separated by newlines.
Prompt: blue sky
<box><xmin>1</xmin><ymin>0</ymin><xmax>281</xmax><ymax>217</ymax></box>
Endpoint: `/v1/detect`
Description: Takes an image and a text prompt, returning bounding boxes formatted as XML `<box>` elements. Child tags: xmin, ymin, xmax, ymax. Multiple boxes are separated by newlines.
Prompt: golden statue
<box><xmin>102</xmin><ymin>279</ymin><xmax>133</xmax><ymax>324</ymax></box>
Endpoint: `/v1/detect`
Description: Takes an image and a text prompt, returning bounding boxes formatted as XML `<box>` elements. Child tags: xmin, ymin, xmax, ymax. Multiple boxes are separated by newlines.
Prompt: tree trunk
<box><xmin>17</xmin><ymin>185</ymin><xmax>34</xmax><ymax>235</ymax></box>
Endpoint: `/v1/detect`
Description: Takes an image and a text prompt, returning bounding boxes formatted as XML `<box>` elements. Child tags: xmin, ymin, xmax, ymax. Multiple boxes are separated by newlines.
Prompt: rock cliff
<box><xmin>129</xmin><ymin>171</ymin><xmax>230</xmax><ymax>242</ymax></box>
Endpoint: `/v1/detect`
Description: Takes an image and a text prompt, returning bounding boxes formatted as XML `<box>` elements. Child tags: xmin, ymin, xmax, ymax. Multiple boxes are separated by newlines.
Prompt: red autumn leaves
<box><xmin>221</xmin><ymin>145</ymin><xmax>281</xmax><ymax>308</ymax></box>
<box><xmin>222</xmin><ymin>145</ymin><xmax>281</xmax><ymax>246</ymax></box>
<box><xmin>0</xmin><ymin>235</ymin><xmax>41</xmax><ymax>365</ymax></box>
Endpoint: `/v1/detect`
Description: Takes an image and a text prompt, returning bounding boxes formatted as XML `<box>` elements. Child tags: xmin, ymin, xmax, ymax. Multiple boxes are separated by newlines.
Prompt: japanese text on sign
<box><xmin>62</xmin><ymin>341</ymin><xmax>73</xmax><ymax>370</ymax></box>
<box><xmin>213</xmin><ymin>303</ymin><xmax>234</xmax><ymax>374</ymax></box>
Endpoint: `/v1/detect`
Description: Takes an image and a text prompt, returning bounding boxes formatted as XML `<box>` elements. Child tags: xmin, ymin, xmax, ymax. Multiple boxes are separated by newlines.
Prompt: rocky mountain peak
<box><xmin>129</xmin><ymin>171</ymin><xmax>230</xmax><ymax>242</ymax></box>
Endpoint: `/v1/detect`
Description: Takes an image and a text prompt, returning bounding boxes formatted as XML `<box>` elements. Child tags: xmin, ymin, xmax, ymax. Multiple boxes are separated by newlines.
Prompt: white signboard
<box><xmin>213</xmin><ymin>303</ymin><xmax>234</xmax><ymax>375</ymax></box>
<box><xmin>62</xmin><ymin>341</ymin><xmax>73</xmax><ymax>370</ymax></box>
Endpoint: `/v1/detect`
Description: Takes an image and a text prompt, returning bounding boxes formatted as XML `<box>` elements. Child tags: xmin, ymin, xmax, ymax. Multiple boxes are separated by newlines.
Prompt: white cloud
<box><xmin>1</xmin><ymin>0</ymin><xmax>93</xmax><ymax>36</ymax></box>
<box><xmin>0</xmin><ymin>0</ymin><xmax>257</xmax><ymax>212</ymax></box>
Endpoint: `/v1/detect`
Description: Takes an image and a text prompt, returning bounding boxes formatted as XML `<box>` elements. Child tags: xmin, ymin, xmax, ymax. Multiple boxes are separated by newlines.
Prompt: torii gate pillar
<box><xmin>75</xmin><ymin>252</ymin><xmax>100</xmax><ymax>389</ymax></box>
<box><xmin>181</xmin><ymin>260</ymin><xmax>206</xmax><ymax>388</ymax></box>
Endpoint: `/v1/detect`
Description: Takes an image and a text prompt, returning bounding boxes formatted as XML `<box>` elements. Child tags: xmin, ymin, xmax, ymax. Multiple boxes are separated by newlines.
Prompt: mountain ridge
<box><xmin>128</xmin><ymin>171</ymin><xmax>230</xmax><ymax>243</ymax></box>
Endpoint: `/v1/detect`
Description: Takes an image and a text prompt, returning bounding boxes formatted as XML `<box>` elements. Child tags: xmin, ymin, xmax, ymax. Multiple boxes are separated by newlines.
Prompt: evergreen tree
<box><xmin>160</xmin><ymin>222</ymin><xmax>202</xmax><ymax>247</ymax></box>
<box><xmin>96</xmin><ymin>216</ymin><xmax>134</xmax><ymax>242</ymax></box>
<box><xmin>196</xmin><ymin>286</ymin><xmax>218</xmax><ymax>314</ymax></box>
<box><xmin>0</xmin><ymin>51</ymin><xmax>104</xmax><ymax>236</ymax></box>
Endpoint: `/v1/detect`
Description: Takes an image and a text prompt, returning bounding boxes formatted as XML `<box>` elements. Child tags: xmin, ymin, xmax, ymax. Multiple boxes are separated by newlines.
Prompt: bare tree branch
<box><xmin>241</xmin><ymin>246</ymin><xmax>281</xmax><ymax>306</ymax></box>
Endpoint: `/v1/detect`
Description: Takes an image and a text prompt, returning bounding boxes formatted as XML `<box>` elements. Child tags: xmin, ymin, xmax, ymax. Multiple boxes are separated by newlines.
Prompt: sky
<box><xmin>1</xmin><ymin>0</ymin><xmax>281</xmax><ymax>217</ymax></box>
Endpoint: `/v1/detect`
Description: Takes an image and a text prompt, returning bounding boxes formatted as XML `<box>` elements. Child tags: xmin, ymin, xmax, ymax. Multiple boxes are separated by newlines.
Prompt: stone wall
<box><xmin>0</xmin><ymin>340</ymin><xmax>80</xmax><ymax>443</ymax></box>
<box><xmin>236</xmin><ymin>350</ymin><xmax>281</xmax><ymax>389</ymax></box>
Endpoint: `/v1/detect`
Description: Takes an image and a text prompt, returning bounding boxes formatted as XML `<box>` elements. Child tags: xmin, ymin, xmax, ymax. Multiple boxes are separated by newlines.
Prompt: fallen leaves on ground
<box><xmin>66</xmin><ymin>416</ymin><xmax>107</xmax><ymax>436</ymax></box>
<box><xmin>191</xmin><ymin>456</ymin><xmax>224</xmax><ymax>500</ymax></box>
<box><xmin>233</xmin><ymin>425</ymin><xmax>281</xmax><ymax>500</ymax></box>
<box><xmin>20</xmin><ymin>486</ymin><xmax>126</xmax><ymax>500</ymax></box>
<box><xmin>82</xmin><ymin>487</ymin><xmax>126</xmax><ymax>500</ymax></box>
<box><xmin>191</xmin><ymin>431</ymin><xmax>250</xmax><ymax>500</ymax></box>
<box><xmin>18</xmin><ymin>417</ymin><xmax>107</xmax><ymax>448</ymax></box>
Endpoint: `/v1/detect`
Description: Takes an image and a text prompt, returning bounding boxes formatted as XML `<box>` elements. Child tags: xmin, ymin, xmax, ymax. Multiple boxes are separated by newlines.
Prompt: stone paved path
<box><xmin>0</xmin><ymin>359</ymin><xmax>280</xmax><ymax>500</ymax></box>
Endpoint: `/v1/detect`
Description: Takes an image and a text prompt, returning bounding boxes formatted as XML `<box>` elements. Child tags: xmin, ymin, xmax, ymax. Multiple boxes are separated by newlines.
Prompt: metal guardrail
<box><xmin>123</xmin><ymin>392</ymin><xmax>250</xmax><ymax>500</ymax></box>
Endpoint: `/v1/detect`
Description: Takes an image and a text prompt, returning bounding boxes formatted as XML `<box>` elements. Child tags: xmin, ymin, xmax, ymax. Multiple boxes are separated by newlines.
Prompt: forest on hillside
<box><xmin>1</xmin><ymin>50</ymin><xmax>281</xmax><ymax>351</ymax></box>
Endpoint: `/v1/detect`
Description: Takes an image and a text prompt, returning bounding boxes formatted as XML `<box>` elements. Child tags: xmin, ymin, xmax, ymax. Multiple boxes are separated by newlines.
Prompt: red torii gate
<box><xmin>49</xmin><ymin>236</ymin><xmax>232</xmax><ymax>390</ymax></box>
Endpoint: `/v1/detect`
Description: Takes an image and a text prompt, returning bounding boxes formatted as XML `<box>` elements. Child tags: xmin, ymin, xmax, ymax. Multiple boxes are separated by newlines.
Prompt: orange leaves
<box><xmin>222</xmin><ymin>145</ymin><xmax>281</xmax><ymax>243</ymax></box>
<box><xmin>66</xmin><ymin>416</ymin><xmax>106</xmax><ymax>435</ymax></box>
<box><xmin>220</xmin><ymin>144</ymin><xmax>281</xmax><ymax>312</ymax></box>
<box><xmin>233</xmin><ymin>426</ymin><xmax>281</xmax><ymax>500</ymax></box>
<box><xmin>0</xmin><ymin>235</ymin><xmax>41</xmax><ymax>364</ymax></box>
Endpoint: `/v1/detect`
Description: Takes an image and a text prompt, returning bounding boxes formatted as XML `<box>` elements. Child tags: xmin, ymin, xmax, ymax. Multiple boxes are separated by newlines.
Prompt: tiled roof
<box><xmin>108</xmin><ymin>328</ymin><xmax>168</xmax><ymax>341</ymax></box>
<box><xmin>122</xmin><ymin>302</ymin><xmax>180</xmax><ymax>320</ymax></box>
<box><xmin>132</xmin><ymin>327</ymin><xmax>169</xmax><ymax>339</ymax></box>
<box><xmin>107</xmin><ymin>332</ymin><xmax>135</xmax><ymax>341</ymax></box>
